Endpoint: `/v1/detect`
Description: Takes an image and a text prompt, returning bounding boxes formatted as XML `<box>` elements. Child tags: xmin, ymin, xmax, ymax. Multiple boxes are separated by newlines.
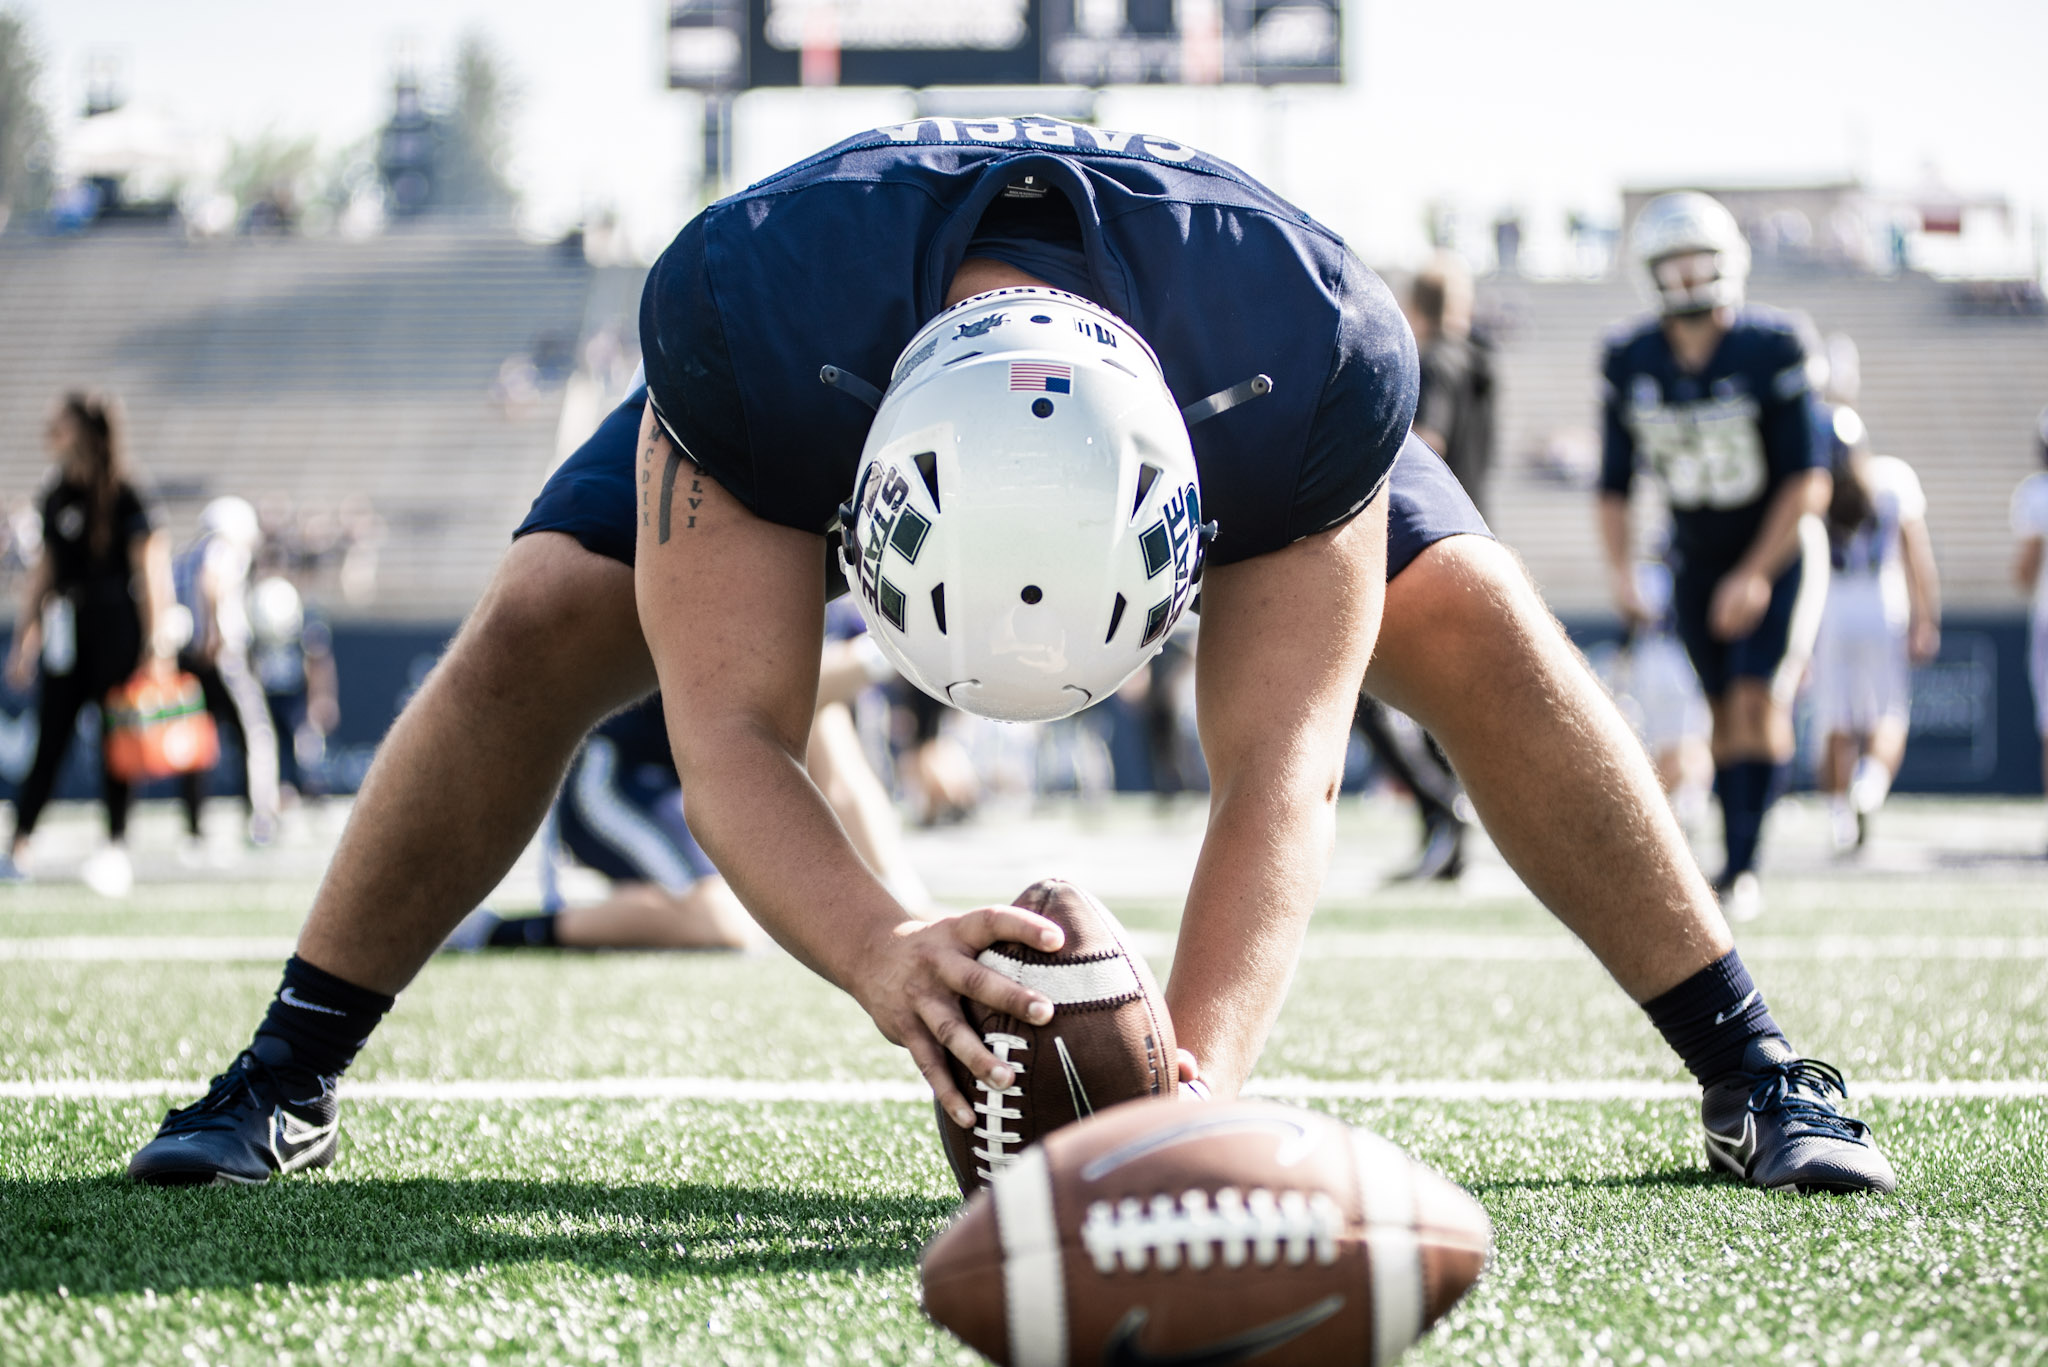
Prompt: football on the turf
<box><xmin>938</xmin><ymin>878</ymin><xmax>1177</xmax><ymax>1197</ymax></box>
<box><xmin>921</xmin><ymin>1097</ymin><xmax>1492</xmax><ymax>1367</ymax></box>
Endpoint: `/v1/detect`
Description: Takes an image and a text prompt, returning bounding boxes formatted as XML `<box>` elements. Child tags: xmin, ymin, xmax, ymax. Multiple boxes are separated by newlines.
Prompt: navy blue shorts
<box><xmin>1671</xmin><ymin>554</ymin><xmax>1815</xmax><ymax>699</ymax></box>
<box><xmin>515</xmin><ymin>391</ymin><xmax>1493</xmax><ymax>584</ymax></box>
<box><xmin>549</xmin><ymin>733</ymin><xmax>717</xmax><ymax>891</ymax></box>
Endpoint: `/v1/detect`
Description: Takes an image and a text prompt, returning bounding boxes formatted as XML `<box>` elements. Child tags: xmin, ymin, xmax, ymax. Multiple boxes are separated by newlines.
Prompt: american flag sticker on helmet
<box><xmin>1010</xmin><ymin>362</ymin><xmax>1072</xmax><ymax>393</ymax></box>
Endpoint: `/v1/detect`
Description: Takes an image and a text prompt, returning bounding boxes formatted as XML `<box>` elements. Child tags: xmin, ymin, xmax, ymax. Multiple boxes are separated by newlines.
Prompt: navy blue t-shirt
<box><xmin>1599</xmin><ymin>308</ymin><xmax>1819</xmax><ymax>574</ymax></box>
<box><xmin>640</xmin><ymin>116</ymin><xmax>1416</xmax><ymax>567</ymax></box>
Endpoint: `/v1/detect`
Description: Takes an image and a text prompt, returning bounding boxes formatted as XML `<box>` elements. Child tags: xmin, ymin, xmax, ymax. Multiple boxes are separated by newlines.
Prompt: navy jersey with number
<box><xmin>639</xmin><ymin>116</ymin><xmax>1416</xmax><ymax>567</ymax></box>
<box><xmin>1599</xmin><ymin>308</ymin><xmax>1819</xmax><ymax>574</ymax></box>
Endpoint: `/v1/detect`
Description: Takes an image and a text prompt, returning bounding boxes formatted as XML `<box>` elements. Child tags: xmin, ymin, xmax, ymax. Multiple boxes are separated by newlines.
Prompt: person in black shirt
<box><xmin>1359</xmin><ymin>254</ymin><xmax>1500</xmax><ymax>880</ymax></box>
<box><xmin>1406</xmin><ymin>252</ymin><xmax>1497</xmax><ymax>517</ymax></box>
<box><xmin>3</xmin><ymin>394</ymin><xmax>175</xmax><ymax>887</ymax></box>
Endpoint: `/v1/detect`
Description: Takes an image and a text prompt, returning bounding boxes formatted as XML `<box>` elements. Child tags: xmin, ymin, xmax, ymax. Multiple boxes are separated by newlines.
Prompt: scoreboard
<box><xmin>667</xmin><ymin>0</ymin><xmax>1342</xmax><ymax>90</ymax></box>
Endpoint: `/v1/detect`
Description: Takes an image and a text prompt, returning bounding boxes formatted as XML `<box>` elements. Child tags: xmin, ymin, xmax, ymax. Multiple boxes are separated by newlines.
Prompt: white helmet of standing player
<box><xmin>1630</xmin><ymin>191</ymin><xmax>1750</xmax><ymax>316</ymax></box>
<box><xmin>840</xmin><ymin>287</ymin><xmax>1209</xmax><ymax>723</ymax></box>
<box><xmin>199</xmin><ymin>496</ymin><xmax>262</xmax><ymax>551</ymax></box>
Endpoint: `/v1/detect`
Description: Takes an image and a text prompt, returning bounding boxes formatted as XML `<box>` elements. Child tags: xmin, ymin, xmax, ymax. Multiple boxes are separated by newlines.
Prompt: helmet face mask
<box><xmin>840</xmin><ymin>288</ymin><xmax>1206</xmax><ymax>723</ymax></box>
<box><xmin>1630</xmin><ymin>192</ymin><xmax>1750</xmax><ymax>317</ymax></box>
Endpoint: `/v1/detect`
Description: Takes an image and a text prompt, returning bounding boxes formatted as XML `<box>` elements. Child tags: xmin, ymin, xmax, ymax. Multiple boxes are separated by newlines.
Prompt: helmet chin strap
<box><xmin>829</xmin><ymin>366</ymin><xmax>1276</xmax><ymax>430</ymax></box>
<box><xmin>1180</xmin><ymin>373</ymin><xmax>1273</xmax><ymax>427</ymax></box>
<box><xmin>819</xmin><ymin>364</ymin><xmax>884</xmax><ymax>411</ymax></box>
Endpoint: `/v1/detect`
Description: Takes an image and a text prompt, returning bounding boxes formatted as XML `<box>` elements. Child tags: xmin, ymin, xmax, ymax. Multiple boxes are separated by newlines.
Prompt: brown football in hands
<box><xmin>921</xmin><ymin>1097</ymin><xmax>1492</xmax><ymax>1367</ymax></box>
<box><xmin>937</xmin><ymin>878</ymin><xmax>1177</xmax><ymax>1197</ymax></box>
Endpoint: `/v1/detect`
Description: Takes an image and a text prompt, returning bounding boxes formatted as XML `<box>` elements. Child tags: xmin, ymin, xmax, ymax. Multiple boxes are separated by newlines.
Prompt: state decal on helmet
<box><xmin>1629</xmin><ymin>191</ymin><xmax>1750</xmax><ymax>317</ymax></box>
<box><xmin>839</xmin><ymin>287</ymin><xmax>1211</xmax><ymax>723</ymax></box>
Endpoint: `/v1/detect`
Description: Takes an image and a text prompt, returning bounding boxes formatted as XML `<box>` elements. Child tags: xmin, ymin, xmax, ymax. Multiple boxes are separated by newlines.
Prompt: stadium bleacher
<box><xmin>4</xmin><ymin>224</ymin><xmax>2042</xmax><ymax>626</ymax></box>
<box><xmin>0</xmin><ymin>223</ymin><xmax>593</xmax><ymax>620</ymax></box>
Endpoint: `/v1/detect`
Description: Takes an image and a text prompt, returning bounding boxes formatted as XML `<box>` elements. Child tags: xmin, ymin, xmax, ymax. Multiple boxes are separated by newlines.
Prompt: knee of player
<box><xmin>1394</xmin><ymin>538</ymin><xmax>1557</xmax><ymax>674</ymax></box>
<box><xmin>458</xmin><ymin>575</ymin><xmax>616</xmax><ymax>691</ymax></box>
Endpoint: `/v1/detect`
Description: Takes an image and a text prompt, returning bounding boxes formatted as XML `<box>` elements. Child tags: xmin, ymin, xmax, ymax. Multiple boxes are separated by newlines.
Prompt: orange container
<box><xmin>103</xmin><ymin>670</ymin><xmax>221</xmax><ymax>781</ymax></box>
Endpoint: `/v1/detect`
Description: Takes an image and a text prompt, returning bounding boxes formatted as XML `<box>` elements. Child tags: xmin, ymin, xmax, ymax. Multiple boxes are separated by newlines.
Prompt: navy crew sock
<box><xmin>252</xmin><ymin>955</ymin><xmax>395</xmax><ymax>1084</ymax></box>
<box><xmin>486</xmin><ymin>913</ymin><xmax>561</xmax><ymax>949</ymax></box>
<box><xmin>1714</xmin><ymin>760</ymin><xmax>1786</xmax><ymax>883</ymax></box>
<box><xmin>1642</xmin><ymin>949</ymin><xmax>1783</xmax><ymax>1084</ymax></box>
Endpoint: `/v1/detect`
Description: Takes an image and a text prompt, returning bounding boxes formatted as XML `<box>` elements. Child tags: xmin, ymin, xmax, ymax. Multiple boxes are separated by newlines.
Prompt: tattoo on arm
<box><xmin>644</xmin><ymin>423</ymin><xmax>708</xmax><ymax>545</ymax></box>
<box><xmin>657</xmin><ymin>448</ymin><xmax>685</xmax><ymax>543</ymax></box>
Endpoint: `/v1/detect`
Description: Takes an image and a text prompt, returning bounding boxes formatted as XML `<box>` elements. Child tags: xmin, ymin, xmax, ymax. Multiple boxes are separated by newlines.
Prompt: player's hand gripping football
<box><xmin>851</xmin><ymin>906</ymin><xmax>1065</xmax><ymax>1128</ymax></box>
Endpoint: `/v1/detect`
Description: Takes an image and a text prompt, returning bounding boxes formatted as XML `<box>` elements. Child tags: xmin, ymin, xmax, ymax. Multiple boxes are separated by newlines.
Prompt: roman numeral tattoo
<box><xmin>657</xmin><ymin>448</ymin><xmax>687</xmax><ymax>543</ymax></box>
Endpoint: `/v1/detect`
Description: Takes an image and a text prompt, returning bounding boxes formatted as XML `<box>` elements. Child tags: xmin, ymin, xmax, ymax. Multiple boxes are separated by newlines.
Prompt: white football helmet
<box><xmin>199</xmin><ymin>495</ymin><xmax>261</xmax><ymax>551</ymax></box>
<box><xmin>1630</xmin><ymin>192</ymin><xmax>1750</xmax><ymax>316</ymax></box>
<box><xmin>840</xmin><ymin>287</ymin><xmax>1208</xmax><ymax>723</ymax></box>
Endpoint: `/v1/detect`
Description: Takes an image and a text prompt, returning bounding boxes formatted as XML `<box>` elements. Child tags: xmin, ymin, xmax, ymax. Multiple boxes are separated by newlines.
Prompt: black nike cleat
<box><xmin>1701</xmin><ymin>1036</ymin><xmax>1896</xmax><ymax>1194</ymax></box>
<box><xmin>128</xmin><ymin>1037</ymin><xmax>340</xmax><ymax>1187</ymax></box>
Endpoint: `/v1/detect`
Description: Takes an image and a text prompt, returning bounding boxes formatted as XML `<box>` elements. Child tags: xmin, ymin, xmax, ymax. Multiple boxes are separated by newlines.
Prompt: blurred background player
<box><xmin>172</xmin><ymin>496</ymin><xmax>281</xmax><ymax>849</ymax></box>
<box><xmin>1405</xmin><ymin>250</ymin><xmax>1498</xmax><ymax>519</ymax></box>
<box><xmin>2014</xmin><ymin>405</ymin><xmax>2048</xmax><ymax>852</ymax></box>
<box><xmin>444</xmin><ymin>694</ymin><xmax>761</xmax><ymax>951</ymax></box>
<box><xmin>1810</xmin><ymin>341</ymin><xmax>1941</xmax><ymax>851</ymax></box>
<box><xmin>248</xmin><ymin>575</ymin><xmax>340</xmax><ymax>803</ymax></box>
<box><xmin>1599</xmin><ymin>192</ymin><xmax>1830</xmax><ymax>920</ymax></box>
<box><xmin>3</xmin><ymin>393</ymin><xmax>175</xmax><ymax>893</ymax></box>
<box><xmin>447</xmin><ymin>622</ymin><xmax>926</xmax><ymax>951</ymax></box>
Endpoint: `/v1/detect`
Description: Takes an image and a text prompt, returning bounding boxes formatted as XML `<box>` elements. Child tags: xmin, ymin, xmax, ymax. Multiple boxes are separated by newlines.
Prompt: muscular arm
<box><xmin>1166</xmin><ymin>498</ymin><xmax>1388</xmax><ymax>1097</ymax></box>
<box><xmin>631</xmin><ymin>407</ymin><xmax>1058</xmax><ymax>1123</ymax></box>
<box><xmin>1709</xmin><ymin>468</ymin><xmax>1830</xmax><ymax>641</ymax></box>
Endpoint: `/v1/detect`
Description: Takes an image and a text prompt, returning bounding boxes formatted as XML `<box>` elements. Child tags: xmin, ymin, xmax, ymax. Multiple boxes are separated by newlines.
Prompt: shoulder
<box><xmin>1867</xmin><ymin>454</ymin><xmax>1917</xmax><ymax>492</ymax></box>
<box><xmin>1600</xmin><ymin>316</ymin><xmax>1663</xmax><ymax>371</ymax></box>
<box><xmin>1868</xmin><ymin>455</ymin><xmax>1925</xmax><ymax>517</ymax></box>
<box><xmin>1728</xmin><ymin>306</ymin><xmax>1811</xmax><ymax>399</ymax></box>
<box><xmin>1729</xmin><ymin>306</ymin><xmax>1811</xmax><ymax>365</ymax></box>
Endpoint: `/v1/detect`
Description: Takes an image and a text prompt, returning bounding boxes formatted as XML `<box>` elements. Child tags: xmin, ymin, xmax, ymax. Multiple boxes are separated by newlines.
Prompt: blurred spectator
<box><xmin>3</xmin><ymin>394</ymin><xmax>176</xmax><ymax>893</ymax></box>
<box><xmin>252</xmin><ymin>493</ymin><xmax>384</xmax><ymax>609</ymax></box>
<box><xmin>1403</xmin><ymin>251</ymin><xmax>1498</xmax><ymax>517</ymax></box>
<box><xmin>2012</xmin><ymin>406</ymin><xmax>2048</xmax><ymax>852</ymax></box>
<box><xmin>173</xmin><ymin>497</ymin><xmax>281</xmax><ymax>849</ymax></box>
<box><xmin>248</xmin><ymin>576</ymin><xmax>340</xmax><ymax>802</ymax></box>
<box><xmin>1355</xmin><ymin>251</ymin><xmax>1500</xmax><ymax>880</ymax></box>
<box><xmin>1493</xmin><ymin>213</ymin><xmax>1522</xmax><ymax>276</ymax></box>
<box><xmin>1811</xmin><ymin>346</ymin><xmax>1941</xmax><ymax>851</ymax></box>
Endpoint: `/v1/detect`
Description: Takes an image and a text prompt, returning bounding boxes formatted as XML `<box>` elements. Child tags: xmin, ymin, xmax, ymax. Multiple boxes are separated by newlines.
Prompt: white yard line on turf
<box><xmin>8</xmin><ymin>933</ymin><xmax>2048</xmax><ymax>962</ymax></box>
<box><xmin>4</xmin><ymin>1077</ymin><xmax>2045</xmax><ymax>1102</ymax></box>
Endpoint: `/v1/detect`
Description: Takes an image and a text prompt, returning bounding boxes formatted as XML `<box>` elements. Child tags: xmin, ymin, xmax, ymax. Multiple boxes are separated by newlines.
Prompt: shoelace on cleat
<box><xmin>155</xmin><ymin>1052</ymin><xmax>292</xmax><ymax>1136</ymax></box>
<box><xmin>1743</xmin><ymin>1057</ymin><xmax>1872</xmax><ymax>1142</ymax></box>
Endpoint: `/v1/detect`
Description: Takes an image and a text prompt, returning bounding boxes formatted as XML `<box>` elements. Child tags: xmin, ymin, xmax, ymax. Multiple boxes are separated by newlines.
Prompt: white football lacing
<box><xmin>972</xmin><ymin>1032</ymin><xmax>1029</xmax><ymax>1181</ymax></box>
<box><xmin>1080</xmin><ymin>1188</ymin><xmax>1345</xmax><ymax>1274</ymax></box>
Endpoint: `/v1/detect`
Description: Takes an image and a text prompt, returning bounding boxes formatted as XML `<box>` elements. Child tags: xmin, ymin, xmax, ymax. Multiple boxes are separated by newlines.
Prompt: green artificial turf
<box><xmin>2</xmin><ymin>795</ymin><xmax>2046</xmax><ymax>1364</ymax></box>
<box><xmin>2</xmin><ymin>1098</ymin><xmax>2042</xmax><ymax>1365</ymax></box>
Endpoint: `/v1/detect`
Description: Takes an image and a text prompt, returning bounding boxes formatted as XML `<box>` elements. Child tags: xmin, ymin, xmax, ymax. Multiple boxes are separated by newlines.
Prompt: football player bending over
<box><xmin>129</xmin><ymin>121</ymin><xmax>1891</xmax><ymax>1195</ymax></box>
